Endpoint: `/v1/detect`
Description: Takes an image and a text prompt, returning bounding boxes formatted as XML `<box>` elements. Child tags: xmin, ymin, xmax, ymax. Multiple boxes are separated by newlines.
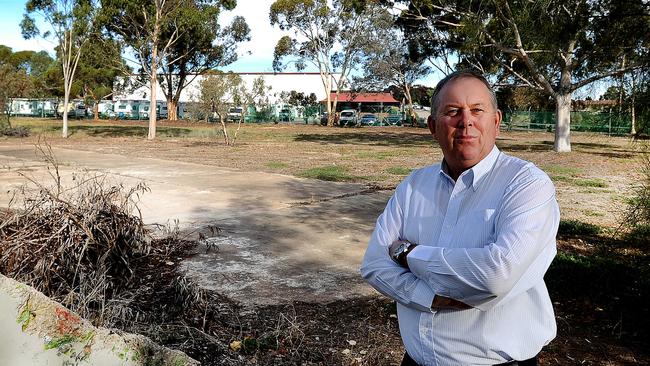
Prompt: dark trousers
<box><xmin>401</xmin><ymin>352</ymin><xmax>538</xmax><ymax>366</ymax></box>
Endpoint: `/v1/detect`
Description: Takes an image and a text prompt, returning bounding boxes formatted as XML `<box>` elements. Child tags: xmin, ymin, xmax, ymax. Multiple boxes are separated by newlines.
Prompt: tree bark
<box><xmin>167</xmin><ymin>99</ymin><xmax>177</xmax><ymax>121</ymax></box>
<box><xmin>554</xmin><ymin>93</ymin><xmax>572</xmax><ymax>152</ymax></box>
<box><xmin>148</xmin><ymin>66</ymin><xmax>157</xmax><ymax>140</ymax></box>
<box><xmin>62</xmin><ymin>93</ymin><xmax>69</xmax><ymax>138</ymax></box>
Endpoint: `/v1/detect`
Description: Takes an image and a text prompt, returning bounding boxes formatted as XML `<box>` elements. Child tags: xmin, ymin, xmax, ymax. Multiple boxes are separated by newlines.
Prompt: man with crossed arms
<box><xmin>361</xmin><ymin>70</ymin><xmax>559</xmax><ymax>365</ymax></box>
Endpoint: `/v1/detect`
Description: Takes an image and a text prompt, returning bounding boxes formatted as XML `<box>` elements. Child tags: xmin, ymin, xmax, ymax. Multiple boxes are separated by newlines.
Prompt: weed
<box><xmin>357</xmin><ymin>151</ymin><xmax>401</xmax><ymax>160</ymax></box>
<box><xmin>266</xmin><ymin>161</ymin><xmax>288</xmax><ymax>169</ymax></box>
<box><xmin>1</xmin><ymin>126</ymin><xmax>30</xmax><ymax>137</ymax></box>
<box><xmin>16</xmin><ymin>297</ymin><xmax>35</xmax><ymax>331</ymax></box>
<box><xmin>621</xmin><ymin>148</ymin><xmax>650</xmax><ymax>246</ymax></box>
<box><xmin>542</xmin><ymin>164</ymin><xmax>582</xmax><ymax>176</ymax></box>
<box><xmin>386</xmin><ymin>166</ymin><xmax>411</xmax><ymax>175</ymax></box>
<box><xmin>573</xmin><ymin>178</ymin><xmax>608</xmax><ymax>188</ymax></box>
<box><xmin>298</xmin><ymin>166</ymin><xmax>355</xmax><ymax>182</ymax></box>
<box><xmin>558</xmin><ymin>219</ymin><xmax>602</xmax><ymax>236</ymax></box>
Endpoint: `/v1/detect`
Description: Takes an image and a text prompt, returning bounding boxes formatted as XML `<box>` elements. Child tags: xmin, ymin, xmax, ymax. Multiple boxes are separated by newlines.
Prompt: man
<box><xmin>360</xmin><ymin>70</ymin><xmax>559</xmax><ymax>366</ymax></box>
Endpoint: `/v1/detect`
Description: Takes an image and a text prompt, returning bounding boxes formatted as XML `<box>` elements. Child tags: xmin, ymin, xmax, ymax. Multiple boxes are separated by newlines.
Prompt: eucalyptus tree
<box><xmin>159</xmin><ymin>3</ymin><xmax>250</xmax><ymax>121</ymax></box>
<box><xmin>101</xmin><ymin>0</ymin><xmax>184</xmax><ymax>139</ymax></box>
<box><xmin>76</xmin><ymin>37</ymin><xmax>125</xmax><ymax>119</ymax></box>
<box><xmin>398</xmin><ymin>0</ymin><xmax>650</xmax><ymax>151</ymax></box>
<box><xmin>355</xmin><ymin>8</ymin><xmax>430</xmax><ymax>124</ymax></box>
<box><xmin>270</xmin><ymin>0</ymin><xmax>382</xmax><ymax>126</ymax></box>
<box><xmin>195</xmin><ymin>71</ymin><xmax>242</xmax><ymax>145</ymax></box>
<box><xmin>21</xmin><ymin>0</ymin><xmax>98</xmax><ymax>138</ymax></box>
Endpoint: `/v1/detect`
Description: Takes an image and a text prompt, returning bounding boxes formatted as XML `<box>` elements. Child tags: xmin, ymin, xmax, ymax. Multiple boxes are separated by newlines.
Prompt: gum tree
<box><xmin>101</xmin><ymin>0</ymin><xmax>183</xmax><ymax>139</ymax></box>
<box><xmin>355</xmin><ymin>8</ymin><xmax>430</xmax><ymax>124</ymax></box>
<box><xmin>399</xmin><ymin>0</ymin><xmax>650</xmax><ymax>151</ymax></box>
<box><xmin>21</xmin><ymin>0</ymin><xmax>98</xmax><ymax>138</ymax></box>
<box><xmin>159</xmin><ymin>2</ymin><xmax>250</xmax><ymax>121</ymax></box>
<box><xmin>270</xmin><ymin>0</ymin><xmax>381</xmax><ymax>126</ymax></box>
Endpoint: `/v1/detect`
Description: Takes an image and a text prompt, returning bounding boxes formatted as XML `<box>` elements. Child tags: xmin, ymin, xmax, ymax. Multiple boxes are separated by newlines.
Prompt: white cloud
<box><xmin>220</xmin><ymin>0</ymin><xmax>294</xmax><ymax>72</ymax></box>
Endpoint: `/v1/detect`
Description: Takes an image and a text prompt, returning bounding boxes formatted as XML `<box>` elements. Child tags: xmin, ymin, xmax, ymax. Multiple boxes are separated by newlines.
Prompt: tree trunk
<box><xmin>94</xmin><ymin>102</ymin><xmax>99</xmax><ymax>120</ymax></box>
<box><xmin>554</xmin><ymin>93</ymin><xmax>572</xmax><ymax>152</ymax></box>
<box><xmin>148</xmin><ymin>48</ymin><xmax>158</xmax><ymax>140</ymax></box>
<box><xmin>62</xmin><ymin>94</ymin><xmax>69</xmax><ymax>138</ymax></box>
<box><xmin>219</xmin><ymin>114</ymin><xmax>229</xmax><ymax>145</ymax></box>
<box><xmin>631</xmin><ymin>73</ymin><xmax>636</xmax><ymax>136</ymax></box>
<box><xmin>167</xmin><ymin>100</ymin><xmax>177</xmax><ymax>121</ymax></box>
<box><xmin>404</xmin><ymin>84</ymin><xmax>416</xmax><ymax>126</ymax></box>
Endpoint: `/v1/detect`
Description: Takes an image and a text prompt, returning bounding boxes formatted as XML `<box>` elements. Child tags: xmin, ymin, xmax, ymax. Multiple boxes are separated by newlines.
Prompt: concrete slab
<box><xmin>0</xmin><ymin>145</ymin><xmax>390</xmax><ymax>306</ymax></box>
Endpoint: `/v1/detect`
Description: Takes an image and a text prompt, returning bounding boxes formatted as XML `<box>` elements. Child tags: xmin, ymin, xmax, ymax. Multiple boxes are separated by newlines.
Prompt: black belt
<box><xmin>402</xmin><ymin>352</ymin><xmax>538</xmax><ymax>366</ymax></box>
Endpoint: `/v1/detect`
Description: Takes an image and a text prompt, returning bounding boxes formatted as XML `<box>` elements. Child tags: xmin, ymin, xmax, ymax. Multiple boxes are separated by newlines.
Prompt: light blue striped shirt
<box><xmin>360</xmin><ymin>147</ymin><xmax>559</xmax><ymax>365</ymax></box>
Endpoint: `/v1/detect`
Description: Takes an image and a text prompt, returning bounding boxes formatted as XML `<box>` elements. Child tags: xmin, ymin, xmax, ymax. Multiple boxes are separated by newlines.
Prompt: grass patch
<box><xmin>558</xmin><ymin>219</ymin><xmax>602</xmax><ymax>236</ymax></box>
<box><xmin>582</xmin><ymin>209</ymin><xmax>605</xmax><ymax>217</ymax></box>
<box><xmin>266</xmin><ymin>161</ymin><xmax>288</xmax><ymax>169</ymax></box>
<box><xmin>386</xmin><ymin>166</ymin><xmax>412</xmax><ymax>175</ymax></box>
<box><xmin>573</xmin><ymin>178</ymin><xmax>608</xmax><ymax>188</ymax></box>
<box><xmin>542</xmin><ymin>164</ymin><xmax>582</xmax><ymax>177</ymax></box>
<box><xmin>356</xmin><ymin>150</ymin><xmax>401</xmax><ymax>160</ymax></box>
<box><xmin>298</xmin><ymin>166</ymin><xmax>355</xmax><ymax>182</ymax></box>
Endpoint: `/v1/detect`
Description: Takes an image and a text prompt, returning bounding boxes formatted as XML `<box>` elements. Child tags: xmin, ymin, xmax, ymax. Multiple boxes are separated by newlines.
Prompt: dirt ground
<box><xmin>12</xmin><ymin>120</ymin><xmax>642</xmax><ymax>229</ymax></box>
<box><xmin>2</xmin><ymin>120</ymin><xmax>648</xmax><ymax>365</ymax></box>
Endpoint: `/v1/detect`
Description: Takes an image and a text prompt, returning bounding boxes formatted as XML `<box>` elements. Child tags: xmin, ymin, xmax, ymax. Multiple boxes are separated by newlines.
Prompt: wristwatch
<box><xmin>391</xmin><ymin>240</ymin><xmax>417</xmax><ymax>268</ymax></box>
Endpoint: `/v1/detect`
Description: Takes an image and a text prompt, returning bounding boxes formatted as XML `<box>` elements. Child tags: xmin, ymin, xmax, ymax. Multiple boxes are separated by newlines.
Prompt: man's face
<box><xmin>428</xmin><ymin>77</ymin><xmax>501</xmax><ymax>176</ymax></box>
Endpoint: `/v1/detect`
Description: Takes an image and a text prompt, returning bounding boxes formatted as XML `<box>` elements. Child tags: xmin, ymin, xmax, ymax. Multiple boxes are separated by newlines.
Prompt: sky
<box><xmin>0</xmin><ymin>0</ymin><xmax>607</xmax><ymax>96</ymax></box>
<box><xmin>0</xmin><ymin>0</ymin><xmax>287</xmax><ymax>72</ymax></box>
<box><xmin>0</xmin><ymin>0</ymin><xmax>440</xmax><ymax>87</ymax></box>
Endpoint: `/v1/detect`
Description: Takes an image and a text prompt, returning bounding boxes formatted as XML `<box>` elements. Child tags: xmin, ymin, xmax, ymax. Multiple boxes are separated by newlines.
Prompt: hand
<box><xmin>431</xmin><ymin>295</ymin><xmax>472</xmax><ymax>310</ymax></box>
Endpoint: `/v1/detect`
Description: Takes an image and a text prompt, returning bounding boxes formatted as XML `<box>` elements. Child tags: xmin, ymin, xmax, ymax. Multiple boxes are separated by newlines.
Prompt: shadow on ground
<box><xmin>46</xmin><ymin>125</ymin><xmax>194</xmax><ymax>138</ymax></box>
<box><xmin>294</xmin><ymin>131</ymin><xmax>433</xmax><ymax>147</ymax></box>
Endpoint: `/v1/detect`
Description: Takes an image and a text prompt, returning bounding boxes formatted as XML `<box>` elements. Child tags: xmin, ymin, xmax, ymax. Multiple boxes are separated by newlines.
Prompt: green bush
<box><xmin>622</xmin><ymin>150</ymin><xmax>650</xmax><ymax>246</ymax></box>
<box><xmin>558</xmin><ymin>219</ymin><xmax>602</xmax><ymax>236</ymax></box>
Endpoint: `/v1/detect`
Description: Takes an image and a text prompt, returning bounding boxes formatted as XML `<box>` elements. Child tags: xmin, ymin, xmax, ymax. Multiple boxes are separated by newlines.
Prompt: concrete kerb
<box><xmin>0</xmin><ymin>274</ymin><xmax>199</xmax><ymax>366</ymax></box>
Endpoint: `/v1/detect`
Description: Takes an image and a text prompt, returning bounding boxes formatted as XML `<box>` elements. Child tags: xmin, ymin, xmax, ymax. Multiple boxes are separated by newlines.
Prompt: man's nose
<box><xmin>457</xmin><ymin>109</ymin><xmax>473</xmax><ymax>128</ymax></box>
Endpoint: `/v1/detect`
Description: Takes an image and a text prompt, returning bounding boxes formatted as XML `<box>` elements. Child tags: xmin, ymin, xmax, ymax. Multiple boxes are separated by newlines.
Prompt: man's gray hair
<box><xmin>430</xmin><ymin>70</ymin><xmax>498</xmax><ymax>116</ymax></box>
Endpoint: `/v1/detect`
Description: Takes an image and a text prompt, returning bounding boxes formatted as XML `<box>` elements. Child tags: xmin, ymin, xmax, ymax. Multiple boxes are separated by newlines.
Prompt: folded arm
<box><xmin>406</xmin><ymin>173</ymin><xmax>559</xmax><ymax>311</ymax></box>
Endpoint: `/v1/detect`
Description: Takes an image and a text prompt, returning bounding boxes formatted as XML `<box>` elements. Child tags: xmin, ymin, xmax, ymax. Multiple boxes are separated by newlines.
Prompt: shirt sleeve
<box><xmin>407</xmin><ymin>169</ymin><xmax>559</xmax><ymax>311</ymax></box>
<box><xmin>360</xmin><ymin>178</ymin><xmax>436</xmax><ymax>313</ymax></box>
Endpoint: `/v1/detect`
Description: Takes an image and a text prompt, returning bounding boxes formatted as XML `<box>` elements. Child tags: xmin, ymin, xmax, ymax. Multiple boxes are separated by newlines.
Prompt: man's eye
<box><xmin>471</xmin><ymin>108</ymin><xmax>484</xmax><ymax>114</ymax></box>
<box><xmin>445</xmin><ymin>109</ymin><xmax>459</xmax><ymax>116</ymax></box>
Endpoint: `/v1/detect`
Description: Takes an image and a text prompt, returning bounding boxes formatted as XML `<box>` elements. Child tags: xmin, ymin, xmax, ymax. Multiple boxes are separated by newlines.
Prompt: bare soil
<box><xmin>2</xmin><ymin>120</ymin><xmax>648</xmax><ymax>365</ymax></box>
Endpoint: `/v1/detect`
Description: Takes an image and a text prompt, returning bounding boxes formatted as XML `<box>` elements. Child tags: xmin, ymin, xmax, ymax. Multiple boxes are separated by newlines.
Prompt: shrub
<box><xmin>622</xmin><ymin>149</ymin><xmax>650</xmax><ymax>246</ymax></box>
<box><xmin>1</xmin><ymin>126</ymin><xmax>30</xmax><ymax>137</ymax></box>
<box><xmin>558</xmin><ymin>219</ymin><xmax>602</xmax><ymax>236</ymax></box>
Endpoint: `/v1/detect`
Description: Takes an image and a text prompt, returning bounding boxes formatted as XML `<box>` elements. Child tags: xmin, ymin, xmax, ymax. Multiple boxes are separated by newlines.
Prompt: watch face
<box><xmin>394</xmin><ymin>243</ymin><xmax>407</xmax><ymax>259</ymax></box>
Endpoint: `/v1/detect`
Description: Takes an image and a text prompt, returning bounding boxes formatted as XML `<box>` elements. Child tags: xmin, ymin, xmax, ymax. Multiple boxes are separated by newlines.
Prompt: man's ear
<box><xmin>427</xmin><ymin>115</ymin><xmax>436</xmax><ymax>138</ymax></box>
<box><xmin>494</xmin><ymin>109</ymin><xmax>502</xmax><ymax>137</ymax></box>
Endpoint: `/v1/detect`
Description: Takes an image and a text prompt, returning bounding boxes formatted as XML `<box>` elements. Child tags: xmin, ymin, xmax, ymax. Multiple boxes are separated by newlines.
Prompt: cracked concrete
<box><xmin>0</xmin><ymin>144</ymin><xmax>390</xmax><ymax>306</ymax></box>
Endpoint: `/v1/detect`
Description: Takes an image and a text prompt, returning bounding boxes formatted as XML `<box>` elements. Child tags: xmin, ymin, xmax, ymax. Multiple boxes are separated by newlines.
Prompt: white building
<box><xmin>114</xmin><ymin>72</ymin><xmax>342</xmax><ymax>104</ymax></box>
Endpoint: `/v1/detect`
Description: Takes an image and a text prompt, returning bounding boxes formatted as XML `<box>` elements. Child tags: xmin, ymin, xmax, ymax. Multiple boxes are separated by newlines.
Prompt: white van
<box><xmin>339</xmin><ymin>109</ymin><xmax>358</xmax><ymax>127</ymax></box>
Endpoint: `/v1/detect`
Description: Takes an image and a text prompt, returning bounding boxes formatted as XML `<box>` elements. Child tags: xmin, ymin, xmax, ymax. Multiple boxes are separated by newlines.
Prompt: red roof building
<box><xmin>320</xmin><ymin>92</ymin><xmax>400</xmax><ymax>113</ymax></box>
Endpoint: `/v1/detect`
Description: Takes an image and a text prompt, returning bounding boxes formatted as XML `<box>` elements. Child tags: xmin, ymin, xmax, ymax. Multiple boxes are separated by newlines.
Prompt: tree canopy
<box><xmin>270</xmin><ymin>0</ymin><xmax>382</xmax><ymax>125</ymax></box>
<box><xmin>397</xmin><ymin>0</ymin><xmax>650</xmax><ymax>151</ymax></box>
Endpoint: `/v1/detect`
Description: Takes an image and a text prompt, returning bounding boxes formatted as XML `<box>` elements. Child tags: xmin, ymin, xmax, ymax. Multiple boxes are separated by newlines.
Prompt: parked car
<box><xmin>227</xmin><ymin>107</ymin><xmax>243</xmax><ymax>122</ymax></box>
<box><xmin>279</xmin><ymin>108</ymin><xmax>294</xmax><ymax>122</ymax></box>
<box><xmin>339</xmin><ymin>109</ymin><xmax>358</xmax><ymax>127</ymax></box>
<box><xmin>382</xmin><ymin>113</ymin><xmax>403</xmax><ymax>126</ymax></box>
<box><xmin>359</xmin><ymin>113</ymin><xmax>379</xmax><ymax>126</ymax></box>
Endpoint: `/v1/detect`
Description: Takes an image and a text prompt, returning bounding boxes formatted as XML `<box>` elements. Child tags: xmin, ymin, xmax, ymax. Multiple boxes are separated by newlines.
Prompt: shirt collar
<box><xmin>439</xmin><ymin>146</ymin><xmax>501</xmax><ymax>191</ymax></box>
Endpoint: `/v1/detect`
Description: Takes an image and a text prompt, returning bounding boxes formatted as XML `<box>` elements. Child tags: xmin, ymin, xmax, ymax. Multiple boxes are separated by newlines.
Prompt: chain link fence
<box><xmin>502</xmin><ymin>111</ymin><xmax>637</xmax><ymax>135</ymax></box>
